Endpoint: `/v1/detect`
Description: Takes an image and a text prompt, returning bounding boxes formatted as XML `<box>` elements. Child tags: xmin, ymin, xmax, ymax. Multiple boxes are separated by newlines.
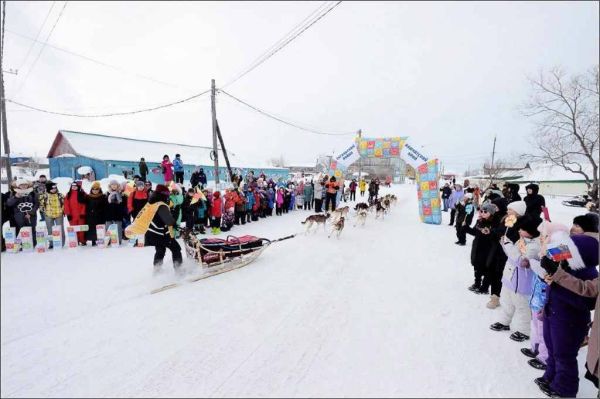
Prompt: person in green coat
<box><xmin>303</xmin><ymin>180</ymin><xmax>313</xmax><ymax>210</ymax></box>
<box><xmin>169</xmin><ymin>184</ymin><xmax>184</xmax><ymax>238</ymax></box>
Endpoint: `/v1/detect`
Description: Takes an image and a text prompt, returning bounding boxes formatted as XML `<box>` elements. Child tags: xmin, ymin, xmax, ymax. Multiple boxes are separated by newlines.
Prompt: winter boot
<box><xmin>534</xmin><ymin>377</ymin><xmax>551</xmax><ymax>390</ymax></box>
<box><xmin>528</xmin><ymin>358</ymin><xmax>547</xmax><ymax>370</ymax></box>
<box><xmin>468</xmin><ymin>283</ymin><xmax>481</xmax><ymax>293</ymax></box>
<box><xmin>490</xmin><ymin>322</ymin><xmax>510</xmax><ymax>331</ymax></box>
<box><xmin>510</xmin><ymin>331</ymin><xmax>530</xmax><ymax>342</ymax></box>
<box><xmin>486</xmin><ymin>295</ymin><xmax>500</xmax><ymax>309</ymax></box>
<box><xmin>520</xmin><ymin>348</ymin><xmax>538</xmax><ymax>358</ymax></box>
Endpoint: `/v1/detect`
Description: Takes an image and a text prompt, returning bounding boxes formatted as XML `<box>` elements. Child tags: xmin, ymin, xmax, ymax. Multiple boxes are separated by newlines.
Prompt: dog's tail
<box><xmin>301</xmin><ymin>220</ymin><xmax>306</xmax><ymax>224</ymax></box>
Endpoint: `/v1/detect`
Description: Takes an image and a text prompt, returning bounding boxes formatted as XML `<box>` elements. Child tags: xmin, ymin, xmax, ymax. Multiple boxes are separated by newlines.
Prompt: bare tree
<box><xmin>523</xmin><ymin>66</ymin><xmax>599</xmax><ymax>201</ymax></box>
<box><xmin>268</xmin><ymin>155</ymin><xmax>287</xmax><ymax>168</ymax></box>
<box><xmin>19</xmin><ymin>158</ymin><xmax>40</xmax><ymax>178</ymax></box>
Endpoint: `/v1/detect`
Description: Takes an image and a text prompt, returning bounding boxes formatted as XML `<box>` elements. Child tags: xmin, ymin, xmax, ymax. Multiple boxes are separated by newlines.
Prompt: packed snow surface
<box><xmin>1</xmin><ymin>185</ymin><xmax>596</xmax><ymax>398</ymax></box>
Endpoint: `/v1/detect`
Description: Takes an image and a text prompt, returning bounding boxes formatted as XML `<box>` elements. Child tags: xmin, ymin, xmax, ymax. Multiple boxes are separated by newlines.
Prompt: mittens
<box><xmin>540</xmin><ymin>256</ymin><xmax>559</xmax><ymax>275</ymax></box>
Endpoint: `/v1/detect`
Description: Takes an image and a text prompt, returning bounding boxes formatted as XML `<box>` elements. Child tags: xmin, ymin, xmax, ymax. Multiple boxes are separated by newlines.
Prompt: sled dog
<box><xmin>328</xmin><ymin>216</ymin><xmax>345</xmax><ymax>239</ymax></box>
<box><xmin>354</xmin><ymin>209</ymin><xmax>368</xmax><ymax>227</ymax></box>
<box><xmin>301</xmin><ymin>213</ymin><xmax>330</xmax><ymax>233</ymax></box>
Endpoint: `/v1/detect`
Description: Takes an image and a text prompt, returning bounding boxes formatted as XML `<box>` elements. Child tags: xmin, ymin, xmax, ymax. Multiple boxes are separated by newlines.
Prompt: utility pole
<box><xmin>210</xmin><ymin>79</ymin><xmax>220</xmax><ymax>187</ymax></box>
<box><xmin>489</xmin><ymin>134</ymin><xmax>497</xmax><ymax>184</ymax></box>
<box><xmin>0</xmin><ymin>39</ymin><xmax>12</xmax><ymax>183</ymax></box>
<box><xmin>357</xmin><ymin>129</ymin><xmax>362</xmax><ymax>182</ymax></box>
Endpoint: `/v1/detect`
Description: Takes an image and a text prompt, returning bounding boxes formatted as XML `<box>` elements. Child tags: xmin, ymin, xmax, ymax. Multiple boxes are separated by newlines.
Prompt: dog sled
<box><xmin>150</xmin><ymin>232</ymin><xmax>296</xmax><ymax>294</ymax></box>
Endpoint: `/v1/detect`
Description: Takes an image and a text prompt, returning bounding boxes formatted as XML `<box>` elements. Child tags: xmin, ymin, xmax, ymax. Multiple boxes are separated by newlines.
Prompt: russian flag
<box><xmin>547</xmin><ymin>245</ymin><xmax>572</xmax><ymax>262</ymax></box>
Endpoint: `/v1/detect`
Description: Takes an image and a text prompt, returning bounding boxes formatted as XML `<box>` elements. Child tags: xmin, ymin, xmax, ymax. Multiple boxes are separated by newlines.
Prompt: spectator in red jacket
<box><xmin>127</xmin><ymin>181</ymin><xmax>149</xmax><ymax>220</ymax></box>
<box><xmin>209</xmin><ymin>191</ymin><xmax>222</xmax><ymax>234</ymax></box>
<box><xmin>64</xmin><ymin>181</ymin><xmax>87</xmax><ymax>245</ymax></box>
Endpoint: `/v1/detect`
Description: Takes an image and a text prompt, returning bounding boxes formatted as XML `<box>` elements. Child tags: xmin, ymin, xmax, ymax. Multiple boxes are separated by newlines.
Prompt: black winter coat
<box><xmin>524</xmin><ymin>184</ymin><xmax>545</xmax><ymax>216</ymax></box>
<box><xmin>440</xmin><ymin>186</ymin><xmax>452</xmax><ymax>199</ymax></box>
<box><xmin>105</xmin><ymin>194</ymin><xmax>128</xmax><ymax>221</ymax></box>
<box><xmin>465</xmin><ymin>218</ymin><xmax>498</xmax><ymax>268</ymax></box>
<box><xmin>145</xmin><ymin>200</ymin><xmax>176</xmax><ymax>247</ymax></box>
<box><xmin>6</xmin><ymin>192</ymin><xmax>38</xmax><ymax>228</ymax></box>
<box><xmin>86</xmin><ymin>195</ymin><xmax>107</xmax><ymax>226</ymax></box>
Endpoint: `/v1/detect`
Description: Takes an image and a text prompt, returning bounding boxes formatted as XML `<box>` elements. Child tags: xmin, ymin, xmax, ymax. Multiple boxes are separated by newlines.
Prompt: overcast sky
<box><xmin>3</xmin><ymin>1</ymin><xmax>598</xmax><ymax>172</ymax></box>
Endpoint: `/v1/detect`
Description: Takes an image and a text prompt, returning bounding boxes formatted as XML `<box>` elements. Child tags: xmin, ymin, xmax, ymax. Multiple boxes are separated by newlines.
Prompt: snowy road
<box><xmin>1</xmin><ymin>185</ymin><xmax>595</xmax><ymax>397</ymax></box>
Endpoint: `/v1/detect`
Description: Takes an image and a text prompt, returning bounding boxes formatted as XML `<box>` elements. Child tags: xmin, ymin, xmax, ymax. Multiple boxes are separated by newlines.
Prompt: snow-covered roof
<box><xmin>507</xmin><ymin>163</ymin><xmax>591</xmax><ymax>182</ymax></box>
<box><xmin>48</xmin><ymin>130</ymin><xmax>286</xmax><ymax>170</ymax></box>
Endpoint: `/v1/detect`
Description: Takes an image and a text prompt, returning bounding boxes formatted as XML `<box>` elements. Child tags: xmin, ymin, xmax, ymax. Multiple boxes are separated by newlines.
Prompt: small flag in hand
<box><xmin>547</xmin><ymin>245</ymin><xmax>572</xmax><ymax>262</ymax></box>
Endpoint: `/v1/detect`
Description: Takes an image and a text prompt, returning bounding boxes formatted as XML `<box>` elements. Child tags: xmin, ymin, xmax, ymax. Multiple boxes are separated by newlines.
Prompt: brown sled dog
<box><xmin>301</xmin><ymin>213</ymin><xmax>331</xmax><ymax>234</ymax></box>
<box><xmin>328</xmin><ymin>216</ymin><xmax>345</xmax><ymax>239</ymax></box>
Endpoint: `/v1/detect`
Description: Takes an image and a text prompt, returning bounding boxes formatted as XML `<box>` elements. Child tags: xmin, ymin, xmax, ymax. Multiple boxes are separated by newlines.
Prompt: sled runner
<box><xmin>150</xmin><ymin>232</ymin><xmax>295</xmax><ymax>294</ymax></box>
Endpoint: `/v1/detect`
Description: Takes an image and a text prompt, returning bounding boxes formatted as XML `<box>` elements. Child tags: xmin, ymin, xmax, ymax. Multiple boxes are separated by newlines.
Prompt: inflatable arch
<box><xmin>328</xmin><ymin>137</ymin><xmax>442</xmax><ymax>225</ymax></box>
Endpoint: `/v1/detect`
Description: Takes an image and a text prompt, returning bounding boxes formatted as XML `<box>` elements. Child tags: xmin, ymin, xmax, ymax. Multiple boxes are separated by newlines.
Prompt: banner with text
<box><xmin>400</xmin><ymin>141</ymin><xmax>430</xmax><ymax>169</ymax></box>
<box><xmin>329</xmin><ymin>142</ymin><xmax>362</xmax><ymax>179</ymax></box>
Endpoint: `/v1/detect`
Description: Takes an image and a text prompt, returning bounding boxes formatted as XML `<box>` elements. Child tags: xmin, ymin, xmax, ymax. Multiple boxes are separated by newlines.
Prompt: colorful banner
<box><xmin>356</xmin><ymin>137</ymin><xmax>407</xmax><ymax>158</ymax></box>
<box><xmin>415</xmin><ymin>159</ymin><xmax>442</xmax><ymax>225</ymax></box>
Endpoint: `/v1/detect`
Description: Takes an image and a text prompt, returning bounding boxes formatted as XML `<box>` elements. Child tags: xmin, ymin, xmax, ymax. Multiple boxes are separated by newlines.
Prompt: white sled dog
<box><xmin>328</xmin><ymin>216</ymin><xmax>345</xmax><ymax>239</ymax></box>
<box><xmin>354</xmin><ymin>209</ymin><xmax>368</xmax><ymax>227</ymax></box>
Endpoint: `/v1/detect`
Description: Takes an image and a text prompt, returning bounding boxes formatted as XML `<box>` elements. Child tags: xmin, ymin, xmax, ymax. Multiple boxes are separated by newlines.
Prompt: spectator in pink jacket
<box><xmin>161</xmin><ymin>155</ymin><xmax>174</xmax><ymax>184</ymax></box>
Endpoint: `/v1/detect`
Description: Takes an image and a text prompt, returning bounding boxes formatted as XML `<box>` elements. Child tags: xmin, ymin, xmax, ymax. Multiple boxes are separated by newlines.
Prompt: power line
<box><xmin>6</xmin><ymin>28</ymin><xmax>186</xmax><ymax>90</ymax></box>
<box><xmin>16</xmin><ymin>2</ymin><xmax>56</xmax><ymax>72</ymax></box>
<box><xmin>6</xmin><ymin>88</ymin><xmax>211</xmax><ymax>117</ymax></box>
<box><xmin>12</xmin><ymin>1</ymin><xmax>68</xmax><ymax>98</ymax></box>
<box><xmin>220</xmin><ymin>1</ymin><xmax>342</xmax><ymax>89</ymax></box>
<box><xmin>220</xmin><ymin>89</ymin><xmax>355</xmax><ymax>136</ymax></box>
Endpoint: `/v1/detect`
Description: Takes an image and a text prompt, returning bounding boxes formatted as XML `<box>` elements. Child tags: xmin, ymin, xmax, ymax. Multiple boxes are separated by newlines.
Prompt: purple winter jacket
<box><xmin>545</xmin><ymin>235</ymin><xmax>599</xmax><ymax>322</ymax></box>
<box><xmin>500</xmin><ymin>237</ymin><xmax>539</xmax><ymax>296</ymax></box>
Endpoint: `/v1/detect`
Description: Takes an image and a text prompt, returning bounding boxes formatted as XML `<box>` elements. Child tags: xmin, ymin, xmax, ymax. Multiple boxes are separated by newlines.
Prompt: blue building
<box><xmin>47</xmin><ymin>130</ymin><xmax>289</xmax><ymax>183</ymax></box>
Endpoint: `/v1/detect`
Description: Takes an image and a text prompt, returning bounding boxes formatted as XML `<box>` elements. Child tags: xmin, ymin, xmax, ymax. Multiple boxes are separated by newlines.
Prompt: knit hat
<box><xmin>480</xmin><ymin>203</ymin><xmax>497</xmax><ymax>215</ymax></box>
<box><xmin>46</xmin><ymin>181</ymin><xmax>58</xmax><ymax>191</ymax></box>
<box><xmin>507</xmin><ymin>200</ymin><xmax>526</xmax><ymax>216</ymax></box>
<box><xmin>155</xmin><ymin>184</ymin><xmax>170</xmax><ymax>198</ymax></box>
<box><xmin>135</xmin><ymin>181</ymin><xmax>145</xmax><ymax>189</ymax></box>
<box><xmin>573</xmin><ymin>213</ymin><xmax>599</xmax><ymax>233</ymax></box>
<box><xmin>515</xmin><ymin>214</ymin><xmax>542</xmax><ymax>238</ymax></box>
<box><xmin>91</xmin><ymin>181</ymin><xmax>101</xmax><ymax>190</ymax></box>
<box><xmin>571</xmin><ymin>234</ymin><xmax>599</xmax><ymax>268</ymax></box>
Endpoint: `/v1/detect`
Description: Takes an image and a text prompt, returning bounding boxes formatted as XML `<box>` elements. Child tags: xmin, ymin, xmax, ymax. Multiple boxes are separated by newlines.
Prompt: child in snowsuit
<box><xmin>276</xmin><ymin>188</ymin><xmax>284</xmax><ymax>216</ymax></box>
<box><xmin>522</xmin><ymin>222</ymin><xmax>570</xmax><ymax>372</ymax></box>
<box><xmin>454</xmin><ymin>193</ymin><xmax>475</xmax><ymax>245</ymax></box>
<box><xmin>464</xmin><ymin>202</ymin><xmax>499</xmax><ymax>293</ymax></box>
<box><xmin>209</xmin><ymin>191</ymin><xmax>222</xmax><ymax>235</ymax></box>
<box><xmin>490</xmin><ymin>212</ymin><xmax>542</xmax><ymax>342</ymax></box>
<box><xmin>244</xmin><ymin>188</ymin><xmax>255</xmax><ymax>223</ymax></box>
<box><xmin>537</xmin><ymin>234</ymin><xmax>598</xmax><ymax>398</ymax></box>
<box><xmin>168</xmin><ymin>184</ymin><xmax>183</xmax><ymax>238</ymax></box>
